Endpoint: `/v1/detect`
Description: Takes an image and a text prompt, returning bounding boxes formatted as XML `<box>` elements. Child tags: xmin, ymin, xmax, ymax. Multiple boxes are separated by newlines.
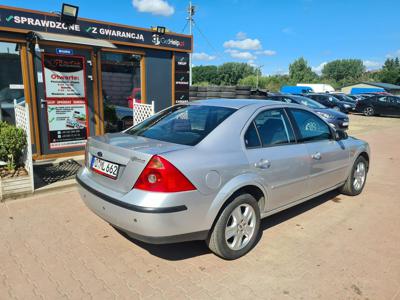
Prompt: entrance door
<box><xmin>34</xmin><ymin>45</ymin><xmax>95</xmax><ymax>155</ymax></box>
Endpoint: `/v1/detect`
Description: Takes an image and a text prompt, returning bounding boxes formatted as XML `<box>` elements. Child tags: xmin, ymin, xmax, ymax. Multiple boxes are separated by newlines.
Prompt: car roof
<box><xmin>188</xmin><ymin>98</ymin><xmax>279</xmax><ymax>109</ymax></box>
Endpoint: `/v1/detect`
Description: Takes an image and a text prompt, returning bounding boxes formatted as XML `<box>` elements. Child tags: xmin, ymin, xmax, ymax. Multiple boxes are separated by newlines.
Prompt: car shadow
<box><xmin>114</xmin><ymin>190</ymin><xmax>341</xmax><ymax>261</ymax></box>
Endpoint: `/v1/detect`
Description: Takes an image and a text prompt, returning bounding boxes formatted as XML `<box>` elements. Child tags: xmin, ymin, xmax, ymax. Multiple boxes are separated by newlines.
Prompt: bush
<box><xmin>0</xmin><ymin>121</ymin><xmax>27</xmax><ymax>169</ymax></box>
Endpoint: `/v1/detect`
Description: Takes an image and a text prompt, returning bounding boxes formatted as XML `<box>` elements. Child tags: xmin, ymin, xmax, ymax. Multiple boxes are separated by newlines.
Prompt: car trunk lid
<box><xmin>86</xmin><ymin>133</ymin><xmax>190</xmax><ymax>193</ymax></box>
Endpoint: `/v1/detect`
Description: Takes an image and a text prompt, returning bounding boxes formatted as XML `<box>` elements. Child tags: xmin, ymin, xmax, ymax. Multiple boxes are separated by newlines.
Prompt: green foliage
<box><xmin>322</xmin><ymin>59</ymin><xmax>365</xmax><ymax>86</ymax></box>
<box><xmin>192</xmin><ymin>65</ymin><xmax>219</xmax><ymax>85</ymax></box>
<box><xmin>193</xmin><ymin>56</ymin><xmax>400</xmax><ymax>91</ymax></box>
<box><xmin>374</xmin><ymin>58</ymin><xmax>400</xmax><ymax>84</ymax></box>
<box><xmin>217</xmin><ymin>63</ymin><xmax>259</xmax><ymax>85</ymax></box>
<box><xmin>239</xmin><ymin>74</ymin><xmax>290</xmax><ymax>92</ymax></box>
<box><xmin>289</xmin><ymin>57</ymin><xmax>318</xmax><ymax>83</ymax></box>
<box><xmin>193</xmin><ymin>63</ymin><xmax>259</xmax><ymax>86</ymax></box>
<box><xmin>0</xmin><ymin>121</ymin><xmax>27</xmax><ymax>169</ymax></box>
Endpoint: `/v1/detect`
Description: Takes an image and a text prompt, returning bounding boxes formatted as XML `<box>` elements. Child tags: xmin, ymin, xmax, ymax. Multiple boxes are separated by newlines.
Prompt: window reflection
<box><xmin>101</xmin><ymin>52</ymin><xmax>141</xmax><ymax>133</ymax></box>
<box><xmin>0</xmin><ymin>42</ymin><xmax>24</xmax><ymax>124</ymax></box>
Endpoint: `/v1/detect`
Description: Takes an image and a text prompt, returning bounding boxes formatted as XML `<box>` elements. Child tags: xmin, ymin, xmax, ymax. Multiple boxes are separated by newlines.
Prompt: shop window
<box><xmin>0</xmin><ymin>42</ymin><xmax>24</xmax><ymax>124</ymax></box>
<box><xmin>101</xmin><ymin>52</ymin><xmax>141</xmax><ymax>133</ymax></box>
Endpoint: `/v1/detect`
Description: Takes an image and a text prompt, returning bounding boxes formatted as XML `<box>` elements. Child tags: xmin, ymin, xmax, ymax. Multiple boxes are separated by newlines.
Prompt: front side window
<box><xmin>252</xmin><ymin>109</ymin><xmax>295</xmax><ymax>147</ymax></box>
<box><xmin>126</xmin><ymin>105</ymin><xmax>235</xmax><ymax>146</ymax></box>
<box><xmin>290</xmin><ymin>109</ymin><xmax>332</xmax><ymax>142</ymax></box>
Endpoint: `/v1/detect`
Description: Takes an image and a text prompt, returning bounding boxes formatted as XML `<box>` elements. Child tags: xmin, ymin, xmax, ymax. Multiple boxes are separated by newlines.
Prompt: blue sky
<box><xmin>3</xmin><ymin>0</ymin><xmax>400</xmax><ymax>75</ymax></box>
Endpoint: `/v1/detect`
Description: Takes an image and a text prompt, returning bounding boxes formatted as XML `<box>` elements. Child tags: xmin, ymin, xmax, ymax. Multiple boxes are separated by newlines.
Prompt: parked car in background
<box><xmin>306</xmin><ymin>93</ymin><xmax>354</xmax><ymax>113</ymax></box>
<box><xmin>266</xmin><ymin>94</ymin><xmax>349</xmax><ymax>130</ymax></box>
<box><xmin>331</xmin><ymin>93</ymin><xmax>358</xmax><ymax>109</ymax></box>
<box><xmin>348</xmin><ymin>94</ymin><xmax>367</xmax><ymax>101</ymax></box>
<box><xmin>77</xmin><ymin>99</ymin><xmax>370</xmax><ymax>259</ymax></box>
<box><xmin>356</xmin><ymin>95</ymin><xmax>400</xmax><ymax>116</ymax></box>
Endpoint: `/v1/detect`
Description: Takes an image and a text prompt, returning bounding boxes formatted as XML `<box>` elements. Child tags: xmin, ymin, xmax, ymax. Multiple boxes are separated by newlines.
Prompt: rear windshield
<box><xmin>125</xmin><ymin>105</ymin><xmax>236</xmax><ymax>146</ymax></box>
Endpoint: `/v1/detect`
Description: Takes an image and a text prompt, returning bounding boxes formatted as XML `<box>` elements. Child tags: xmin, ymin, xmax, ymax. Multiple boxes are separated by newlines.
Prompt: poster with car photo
<box><xmin>47</xmin><ymin>99</ymin><xmax>88</xmax><ymax>149</ymax></box>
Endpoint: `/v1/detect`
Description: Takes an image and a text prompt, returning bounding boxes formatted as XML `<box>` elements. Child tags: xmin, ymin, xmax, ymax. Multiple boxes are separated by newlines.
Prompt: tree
<box><xmin>288</xmin><ymin>57</ymin><xmax>318</xmax><ymax>83</ymax></box>
<box><xmin>217</xmin><ymin>63</ymin><xmax>259</xmax><ymax>86</ymax></box>
<box><xmin>192</xmin><ymin>65</ymin><xmax>219</xmax><ymax>85</ymax></box>
<box><xmin>321</xmin><ymin>59</ymin><xmax>365</xmax><ymax>85</ymax></box>
<box><xmin>375</xmin><ymin>58</ymin><xmax>400</xmax><ymax>84</ymax></box>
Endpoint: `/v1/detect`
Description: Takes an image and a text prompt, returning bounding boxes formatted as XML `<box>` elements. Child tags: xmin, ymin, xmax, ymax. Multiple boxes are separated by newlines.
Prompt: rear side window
<box><xmin>289</xmin><ymin>109</ymin><xmax>332</xmax><ymax>142</ymax></box>
<box><xmin>244</xmin><ymin>122</ymin><xmax>261</xmax><ymax>148</ymax></box>
<box><xmin>250</xmin><ymin>109</ymin><xmax>295</xmax><ymax>147</ymax></box>
<box><xmin>126</xmin><ymin>105</ymin><xmax>236</xmax><ymax>146</ymax></box>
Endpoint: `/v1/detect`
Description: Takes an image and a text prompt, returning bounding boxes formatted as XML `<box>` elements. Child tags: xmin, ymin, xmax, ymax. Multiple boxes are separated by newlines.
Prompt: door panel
<box><xmin>246</xmin><ymin>144</ymin><xmax>310</xmax><ymax>211</ymax></box>
<box><xmin>34</xmin><ymin>45</ymin><xmax>95</xmax><ymax>155</ymax></box>
<box><xmin>305</xmin><ymin>140</ymin><xmax>349</xmax><ymax>194</ymax></box>
<box><xmin>244</xmin><ymin>108</ymin><xmax>310</xmax><ymax>211</ymax></box>
<box><xmin>288</xmin><ymin>108</ymin><xmax>350</xmax><ymax>194</ymax></box>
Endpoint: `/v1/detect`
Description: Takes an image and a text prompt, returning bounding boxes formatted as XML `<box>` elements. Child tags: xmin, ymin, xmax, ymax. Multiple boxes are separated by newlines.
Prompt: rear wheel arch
<box><xmin>208</xmin><ymin>184</ymin><xmax>266</xmax><ymax>234</ymax></box>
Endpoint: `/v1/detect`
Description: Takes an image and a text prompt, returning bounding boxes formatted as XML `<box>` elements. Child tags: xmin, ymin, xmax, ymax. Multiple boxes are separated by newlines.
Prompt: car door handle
<box><xmin>254</xmin><ymin>159</ymin><xmax>271</xmax><ymax>169</ymax></box>
<box><xmin>311</xmin><ymin>152</ymin><xmax>322</xmax><ymax>160</ymax></box>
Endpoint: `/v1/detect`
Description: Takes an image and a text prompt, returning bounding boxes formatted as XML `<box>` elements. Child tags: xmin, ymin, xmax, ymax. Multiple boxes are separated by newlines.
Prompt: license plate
<box><xmin>342</xmin><ymin>122</ymin><xmax>349</xmax><ymax>126</ymax></box>
<box><xmin>91</xmin><ymin>157</ymin><xmax>119</xmax><ymax>179</ymax></box>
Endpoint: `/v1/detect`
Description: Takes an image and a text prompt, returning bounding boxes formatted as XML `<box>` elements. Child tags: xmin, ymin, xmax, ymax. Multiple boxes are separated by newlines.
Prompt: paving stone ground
<box><xmin>1</xmin><ymin>115</ymin><xmax>400</xmax><ymax>299</ymax></box>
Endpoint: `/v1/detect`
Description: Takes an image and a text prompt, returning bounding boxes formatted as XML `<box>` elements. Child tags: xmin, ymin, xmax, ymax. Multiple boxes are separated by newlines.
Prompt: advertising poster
<box><xmin>42</xmin><ymin>54</ymin><xmax>89</xmax><ymax>149</ymax></box>
<box><xmin>47</xmin><ymin>99</ymin><xmax>88</xmax><ymax>149</ymax></box>
<box><xmin>43</xmin><ymin>54</ymin><xmax>86</xmax><ymax>98</ymax></box>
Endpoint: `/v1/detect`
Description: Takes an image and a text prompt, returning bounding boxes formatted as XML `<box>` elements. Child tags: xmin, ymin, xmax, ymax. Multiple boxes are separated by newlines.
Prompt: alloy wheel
<box><xmin>364</xmin><ymin>107</ymin><xmax>374</xmax><ymax>116</ymax></box>
<box><xmin>225</xmin><ymin>204</ymin><xmax>257</xmax><ymax>251</ymax></box>
<box><xmin>353</xmin><ymin>161</ymin><xmax>366</xmax><ymax>191</ymax></box>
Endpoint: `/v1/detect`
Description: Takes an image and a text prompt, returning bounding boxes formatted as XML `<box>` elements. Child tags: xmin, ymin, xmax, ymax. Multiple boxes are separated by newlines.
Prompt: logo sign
<box><xmin>0</xmin><ymin>6</ymin><xmax>192</xmax><ymax>51</ymax></box>
<box><xmin>56</xmin><ymin>48</ymin><xmax>74</xmax><ymax>55</ymax></box>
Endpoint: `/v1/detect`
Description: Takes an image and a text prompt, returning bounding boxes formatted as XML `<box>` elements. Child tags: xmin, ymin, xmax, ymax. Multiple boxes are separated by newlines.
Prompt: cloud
<box><xmin>236</xmin><ymin>31</ymin><xmax>247</xmax><ymax>40</ymax></box>
<box><xmin>255</xmin><ymin>50</ymin><xmax>277</xmax><ymax>56</ymax></box>
<box><xmin>312</xmin><ymin>62</ymin><xmax>327</xmax><ymax>74</ymax></box>
<box><xmin>192</xmin><ymin>52</ymin><xmax>216</xmax><ymax>61</ymax></box>
<box><xmin>363</xmin><ymin>60</ymin><xmax>382</xmax><ymax>70</ymax></box>
<box><xmin>247</xmin><ymin>60</ymin><xmax>257</xmax><ymax>67</ymax></box>
<box><xmin>223</xmin><ymin>38</ymin><xmax>262</xmax><ymax>50</ymax></box>
<box><xmin>225</xmin><ymin>49</ymin><xmax>256</xmax><ymax>60</ymax></box>
<box><xmin>132</xmin><ymin>0</ymin><xmax>174</xmax><ymax>16</ymax></box>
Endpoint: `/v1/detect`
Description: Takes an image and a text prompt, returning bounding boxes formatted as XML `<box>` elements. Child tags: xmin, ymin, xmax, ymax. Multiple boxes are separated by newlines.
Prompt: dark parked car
<box><xmin>267</xmin><ymin>94</ymin><xmax>349</xmax><ymax>130</ymax></box>
<box><xmin>356</xmin><ymin>95</ymin><xmax>400</xmax><ymax>116</ymax></box>
<box><xmin>306</xmin><ymin>93</ymin><xmax>354</xmax><ymax>113</ymax></box>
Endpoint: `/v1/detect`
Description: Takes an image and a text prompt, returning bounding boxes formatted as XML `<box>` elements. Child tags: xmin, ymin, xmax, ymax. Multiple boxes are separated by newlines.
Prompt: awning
<box><xmin>30</xmin><ymin>31</ymin><xmax>116</xmax><ymax>48</ymax></box>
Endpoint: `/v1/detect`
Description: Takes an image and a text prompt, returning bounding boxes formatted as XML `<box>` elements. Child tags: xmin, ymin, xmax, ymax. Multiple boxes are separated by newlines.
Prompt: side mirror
<box><xmin>335</xmin><ymin>129</ymin><xmax>348</xmax><ymax>141</ymax></box>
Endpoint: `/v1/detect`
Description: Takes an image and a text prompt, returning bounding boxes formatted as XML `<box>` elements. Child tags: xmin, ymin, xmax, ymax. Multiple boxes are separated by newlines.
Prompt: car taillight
<box><xmin>133</xmin><ymin>155</ymin><xmax>196</xmax><ymax>193</ymax></box>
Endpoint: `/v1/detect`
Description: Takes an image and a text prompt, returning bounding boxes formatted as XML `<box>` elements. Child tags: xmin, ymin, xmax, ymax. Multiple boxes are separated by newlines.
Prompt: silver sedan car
<box><xmin>77</xmin><ymin>99</ymin><xmax>370</xmax><ymax>259</ymax></box>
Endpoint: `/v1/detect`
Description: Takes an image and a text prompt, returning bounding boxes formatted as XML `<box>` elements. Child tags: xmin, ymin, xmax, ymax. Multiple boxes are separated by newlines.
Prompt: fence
<box><xmin>133</xmin><ymin>101</ymin><xmax>155</xmax><ymax>125</ymax></box>
<box><xmin>13</xmin><ymin>100</ymin><xmax>34</xmax><ymax>190</ymax></box>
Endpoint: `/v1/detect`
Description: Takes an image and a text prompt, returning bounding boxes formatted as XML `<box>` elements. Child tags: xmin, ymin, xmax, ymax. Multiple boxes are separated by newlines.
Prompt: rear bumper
<box><xmin>76</xmin><ymin>169</ymin><xmax>212</xmax><ymax>244</ymax></box>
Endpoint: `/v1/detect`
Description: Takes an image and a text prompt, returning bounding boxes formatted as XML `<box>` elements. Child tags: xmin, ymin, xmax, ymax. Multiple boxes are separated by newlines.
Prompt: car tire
<box><xmin>339</xmin><ymin>156</ymin><xmax>368</xmax><ymax>196</ymax></box>
<box><xmin>363</xmin><ymin>106</ymin><xmax>375</xmax><ymax>116</ymax></box>
<box><xmin>206</xmin><ymin>193</ymin><xmax>260</xmax><ymax>260</ymax></box>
